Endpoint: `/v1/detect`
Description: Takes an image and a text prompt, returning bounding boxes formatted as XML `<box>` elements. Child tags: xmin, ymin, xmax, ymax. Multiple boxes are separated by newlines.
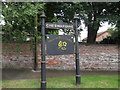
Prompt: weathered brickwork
<box><xmin>1</xmin><ymin>43</ymin><xmax>119</xmax><ymax>71</ymax></box>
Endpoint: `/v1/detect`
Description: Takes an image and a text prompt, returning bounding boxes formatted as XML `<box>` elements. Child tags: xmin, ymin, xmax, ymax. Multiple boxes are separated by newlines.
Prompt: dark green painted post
<box><xmin>34</xmin><ymin>14</ymin><xmax>38</xmax><ymax>71</ymax></box>
<box><xmin>40</xmin><ymin>11</ymin><xmax>46</xmax><ymax>88</ymax></box>
<box><xmin>74</xmin><ymin>13</ymin><xmax>81</xmax><ymax>85</ymax></box>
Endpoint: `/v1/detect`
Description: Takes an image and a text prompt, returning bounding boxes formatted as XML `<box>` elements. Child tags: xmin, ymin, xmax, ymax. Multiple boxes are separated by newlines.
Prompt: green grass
<box><xmin>2</xmin><ymin>75</ymin><xmax>119</xmax><ymax>88</ymax></box>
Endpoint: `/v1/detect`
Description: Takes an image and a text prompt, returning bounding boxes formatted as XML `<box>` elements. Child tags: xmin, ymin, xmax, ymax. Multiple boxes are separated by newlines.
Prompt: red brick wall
<box><xmin>2</xmin><ymin>43</ymin><xmax>119</xmax><ymax>71</ymax></box>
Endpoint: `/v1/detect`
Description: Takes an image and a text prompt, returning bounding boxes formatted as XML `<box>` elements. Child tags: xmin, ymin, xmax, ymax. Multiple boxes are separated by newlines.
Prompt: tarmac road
<box><xmin>2</xmin><ymin>69</ymin><xmax>118</xmax><ymax>80</ymax></box>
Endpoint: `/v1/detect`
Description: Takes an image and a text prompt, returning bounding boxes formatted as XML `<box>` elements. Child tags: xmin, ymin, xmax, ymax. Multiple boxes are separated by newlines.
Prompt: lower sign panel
<box><xmin>46</xmin><ymin>35</ymin><xmax>74</xmax><ymax>55</ymax></box>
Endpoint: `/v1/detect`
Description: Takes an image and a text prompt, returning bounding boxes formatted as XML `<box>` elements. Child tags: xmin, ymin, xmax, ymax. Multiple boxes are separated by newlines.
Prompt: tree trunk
<box><xmin>9</xmin><ymin>29</ymin><xmax>13</xmax><ymax>42</ymax></box>
<box><xmin>87</xmin><ymin>27</ymin><xmax>98</xmax><ymax>43</ymax></box>
<box><xmin>87</xmin><ymin>4</ymin><xmax>100</xmax><ymax>44</ymax></box>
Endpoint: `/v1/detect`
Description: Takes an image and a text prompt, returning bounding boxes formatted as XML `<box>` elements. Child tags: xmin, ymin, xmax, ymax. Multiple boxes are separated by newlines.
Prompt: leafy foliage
<box><xmin>108</xmin><ymin>28</ymin><xmax>118</xmax><ymax>39</ymax></box>
<box><xmin>44</xmin><ymin>2</ymin><xmax>120</xmax><ymax>43</ymax></box>
<box><xmin>100</xmin><ymin>28</ymin><xmax>119</xmax><ymax>44</ymax></box>
<box><xmin>2</xmin><ymin>2</ymin><xmax>44</xmax><ymax>42</ymax></box>
<box><xmin>2</xmin><ymin>2</ymin><xmax>120</xmax><ymax>43</ymax></box>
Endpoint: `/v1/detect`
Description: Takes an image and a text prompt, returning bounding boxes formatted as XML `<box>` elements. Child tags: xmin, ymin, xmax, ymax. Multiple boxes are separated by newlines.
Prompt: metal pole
<box><xmin>74</xmin><ymin>13</ymin><xmax>81</xmax><ymax>85</ymax></box>
<box><xmin>34</xmin><ymin>14</ymin><xmax>38</xmax><ymax>71</ymax></box>
<box><xmin>40</xmin><ymin>11</ymin><xmax>46</xmax><ymax>88</ymax></box>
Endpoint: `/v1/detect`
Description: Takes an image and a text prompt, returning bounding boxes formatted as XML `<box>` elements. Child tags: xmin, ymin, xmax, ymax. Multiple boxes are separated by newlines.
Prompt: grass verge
<box><xmin>2</xmin><ymin>75</ymin><xmax>118</xmax><ymax>88</ymax></box>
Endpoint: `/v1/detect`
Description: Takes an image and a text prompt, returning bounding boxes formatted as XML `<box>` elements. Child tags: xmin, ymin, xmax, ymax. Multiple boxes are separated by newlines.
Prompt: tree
<box><xmin>2</xmin><ymin>2</ymin><xmax>44</xmax><ymax>42</ymax></box>
<box><xmin>76</xmin><ymin>2</ymin><xmax>120</xmax><ymax>43</ymax></box>
<box><xmin>102</xmin><ymin>28</ymin><xmax>119</xmax><ymax>44</ymax></box>
<box><xmin>105</xmin><ymin>2</ymin><xmax>120</xmax><ymax>44</ymax></box>
<box><xmin>2</xmin><ymin>2</ymin><xmax>120</xmax><ymax>44</ymax></box>
<box><xmin>108</xmin><ymin>28</ymin><xmax>118</xmax><ymax>39</ymax></box>
<box><xmin>44</xmin><ymin>2</ymin><xmax>120</xmax><ymax>43</ymax></box>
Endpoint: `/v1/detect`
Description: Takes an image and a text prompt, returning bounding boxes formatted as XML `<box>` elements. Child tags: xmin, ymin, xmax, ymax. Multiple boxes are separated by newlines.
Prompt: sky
<box><xmin>80</xmin><ymin>22</ymin><xmax>116</xmax><ymax>40</ymax></box>
<box><xmin>59</xmin><ymin>20</ymin><xmax>116</xmax><ymax>40</ymax></box>
<box><xmin>1</xmin><ymin>15</ymin><xmax>115</xmax><ymax>41</ymax></box>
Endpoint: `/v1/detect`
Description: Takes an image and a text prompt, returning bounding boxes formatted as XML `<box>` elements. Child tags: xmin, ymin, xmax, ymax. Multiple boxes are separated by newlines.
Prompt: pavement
<box><xmin>2</xmin><ymin>69</ymin><xmax>118</xmax><ymax>80</ymax></box>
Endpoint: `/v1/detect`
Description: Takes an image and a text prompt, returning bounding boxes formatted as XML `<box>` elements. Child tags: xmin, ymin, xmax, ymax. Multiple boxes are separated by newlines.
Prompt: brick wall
<box><xmin>1</xmin><ymin>43</ymin><xmax>119</xmax><ymax>71</ymax></box>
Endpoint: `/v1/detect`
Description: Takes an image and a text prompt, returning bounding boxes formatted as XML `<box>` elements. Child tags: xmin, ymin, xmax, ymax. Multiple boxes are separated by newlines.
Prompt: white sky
<box><xmin>80</xmin><ymin>22</ymin><xmax>116</xmax><ymax>40</ymax></box>
<box><xmin>1</xmin><ymin>16</ymin><xmax>115</xmax><ymax>41</ymax></box>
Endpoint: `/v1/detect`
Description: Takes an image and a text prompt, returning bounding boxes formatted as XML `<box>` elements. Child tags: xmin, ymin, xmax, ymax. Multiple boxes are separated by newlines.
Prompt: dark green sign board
<box><xmin>46</xmin><ymin>35</ymin><xmax>74</xmax><ymax>55</ymax></box>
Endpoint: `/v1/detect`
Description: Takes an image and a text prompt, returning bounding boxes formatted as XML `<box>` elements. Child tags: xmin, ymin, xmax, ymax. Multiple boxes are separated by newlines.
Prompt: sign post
<box><xmin>74</xmin><ymin>13</ymin><xmax>81</xmax><ymax>85</ymax></box>
<box><xmin>40</xmin><ymin>11</ymin><xmax>81</xmax><ymax>88</ymax></box>
<box><xmin>40</xmin><ymin>11</ymin><xmax>46</xmax><ymax>88</ymax></box>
